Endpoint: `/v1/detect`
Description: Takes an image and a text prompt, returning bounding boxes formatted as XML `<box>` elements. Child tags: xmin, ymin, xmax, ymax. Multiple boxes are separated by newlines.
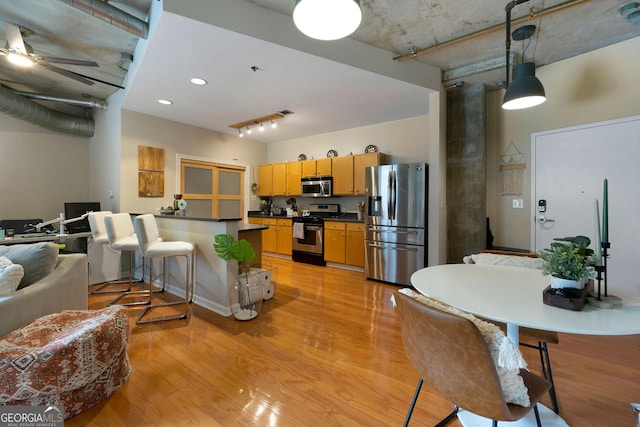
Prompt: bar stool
<box><xmin>133</xmin><ymin>214</ymin><xmax>195</xmax><ymax>324</ymax></box>
<box><xmin>104</xmin><ymin>212</ymin><xmax>148</xmax><ymax>306</ymax></box>
<box><xmin>88</xmin><ymin>211</ymin><xmax>130</xmax><ymax>294</ymax></box>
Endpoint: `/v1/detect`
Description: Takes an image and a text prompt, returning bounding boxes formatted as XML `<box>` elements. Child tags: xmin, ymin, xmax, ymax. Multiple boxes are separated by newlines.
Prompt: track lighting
<box><xmin>271</xmin><ymin>120</ymin><xmax>277</xmax><ymax>129</ymax></box>
<box><xmin>239</xmin><ymin>129</ymin><xmax>244</xmax><ymax>138</ymax></box>
<box><xmin>259</xmin><ymin>122</ymin><xmax>265</xmax><ymax>132</ymax></box>
<box><xmin>247</xmin><ymin>126</ymin><xmax>252</xmax><ymax>135</ymax></box>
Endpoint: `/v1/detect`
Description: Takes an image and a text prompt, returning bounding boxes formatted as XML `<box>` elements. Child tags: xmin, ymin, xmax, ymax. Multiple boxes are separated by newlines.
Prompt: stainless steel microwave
<box><xmin>301</xmin><ymin>176</ymin><xmax>332</xmax><ymax>197</ymax></box>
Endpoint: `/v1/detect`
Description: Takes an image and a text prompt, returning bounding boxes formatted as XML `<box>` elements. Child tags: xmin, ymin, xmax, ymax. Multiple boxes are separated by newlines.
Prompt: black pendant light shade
<box><xmin>502</xmin><ymin>62</ymin><xmax>546</xmax><ymax>110</ymax></box>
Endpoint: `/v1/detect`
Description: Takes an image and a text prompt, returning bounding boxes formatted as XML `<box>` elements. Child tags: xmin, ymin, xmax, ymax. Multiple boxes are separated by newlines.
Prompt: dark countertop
<box><xmin>154</xmin><ymin>214</ymin><xmax>241</xmax><ymax>222</ymax></box>
<box><xmin>247</xmin><ymin>211</ymin><xmax>363</xmax><ymax>223</ymax></box>
<box><xmin>238</xmin><ymin>223</ymin><xmax>268</xmax><ymax>231</ymax></box>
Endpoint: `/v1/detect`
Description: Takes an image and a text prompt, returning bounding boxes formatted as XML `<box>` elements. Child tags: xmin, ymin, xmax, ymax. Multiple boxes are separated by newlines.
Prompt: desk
<box><xmin>410</xmin><ymin>264</ymin><xmax>640</xmax><ymax>427</ymax></box>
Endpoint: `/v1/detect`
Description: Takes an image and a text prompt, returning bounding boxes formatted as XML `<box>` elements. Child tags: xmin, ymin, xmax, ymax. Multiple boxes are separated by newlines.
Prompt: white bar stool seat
<box><xmin>88</xmin><ymin>211</ymin><xmax>130</xmax><ymax>294</ymax></box>
<box><xmin>133</xmin><ymin>214</ymin><xmax>195</xmax><ymax>324</ymax></box>
<box><xmin>104</xmin><ymin>212</ymin><xmax>148</xmax><ymax>306</ymax></box>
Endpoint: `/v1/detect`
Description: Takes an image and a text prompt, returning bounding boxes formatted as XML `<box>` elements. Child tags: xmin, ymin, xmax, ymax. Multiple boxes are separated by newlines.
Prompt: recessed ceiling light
<box><xmin>190</xmin><ymin>77</ymin><xmax>207</xmax><ymax>85</ymax></box>
<box><xmin>158</xmin><ymin>99</ymin><xmax>173</xmax><ymax>105</ymax></box>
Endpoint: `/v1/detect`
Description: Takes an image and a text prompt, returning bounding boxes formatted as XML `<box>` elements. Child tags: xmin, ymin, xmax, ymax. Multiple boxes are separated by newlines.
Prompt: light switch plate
<box><xmin>512</xmin><ymin>199</ymin><xmax>524</xmax><ymax>209</ymax></box>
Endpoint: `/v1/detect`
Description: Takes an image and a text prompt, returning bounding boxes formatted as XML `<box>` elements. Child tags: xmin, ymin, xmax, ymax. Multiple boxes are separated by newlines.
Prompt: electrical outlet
<box><xmin>512</xmin><ymin>199</ymin><xmax>523</xmax><ymax>209</ymax></box>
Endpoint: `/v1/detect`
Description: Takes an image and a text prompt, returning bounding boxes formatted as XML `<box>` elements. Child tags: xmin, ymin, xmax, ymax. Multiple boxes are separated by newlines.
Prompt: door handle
<box><xmin>537</xmin><ymin>215</ymin><xmax>555</xmax><ymax>224</ymax></box>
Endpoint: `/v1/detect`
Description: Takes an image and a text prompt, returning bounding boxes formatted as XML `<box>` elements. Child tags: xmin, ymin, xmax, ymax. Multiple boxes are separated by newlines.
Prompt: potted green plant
<box><xmin>213</xmin><ymin>234</ymin><xmax>255</xmax><ymax>273</ymax></box>
<box><xmin>214</xmin><ymin>234</ymin><xmax>262</xmax><ymax>320</ymax></box>
<box><xmin>537</xmin><ymin>235</ymin><xmax>596</xmax><ymax>289</ymax></box>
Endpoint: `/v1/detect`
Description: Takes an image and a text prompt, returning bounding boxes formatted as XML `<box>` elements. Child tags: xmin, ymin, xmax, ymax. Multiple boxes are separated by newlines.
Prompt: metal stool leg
<box><xmin>136</xmin><ymin>251</ymin><xmax>193</xmax><ymax>324</ymax></box>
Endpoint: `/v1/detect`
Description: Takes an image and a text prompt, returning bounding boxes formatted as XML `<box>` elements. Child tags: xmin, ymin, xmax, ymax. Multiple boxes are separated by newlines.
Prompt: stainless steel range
<box><xmin>292</xmin><ymin>203</ymin><xmax>340</xmax><ymax>266</ymax></box>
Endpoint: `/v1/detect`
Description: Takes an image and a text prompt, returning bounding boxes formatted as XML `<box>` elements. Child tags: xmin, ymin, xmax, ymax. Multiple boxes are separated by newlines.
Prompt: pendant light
<box><xmin>502</xmin><ymin>0</ymin><xmax>546</xmax><ymax>110</ymax></box>
<box><xmin>293</xmin><ymin>0</ymin><xmax>362</xmax><ymax>41</ymax></box>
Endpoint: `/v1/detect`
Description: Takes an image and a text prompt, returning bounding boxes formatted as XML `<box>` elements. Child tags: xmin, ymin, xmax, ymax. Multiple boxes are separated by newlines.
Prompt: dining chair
<box><xmin>103</xmin><ymin>212</ymin><xmax>148</xmax><ymax>306</ymax></box>
<box><xmin>87</xmin><ymin>210</ymin><xmax>130</xmax><ymax>294</ymax></box>
<box><xmin>394</xmin><ymin>290</ymin><xmax>551</xmax><ymax>427</ymax></box>
<box><xmin>464</xmin><ymin>251</ymin><xmax>560</xmax><ymax>413</ymax></box>
<box><xmin>133</xmin><ymin>214</ymin><xmax>195</xmax><ymax>324</ymax></box>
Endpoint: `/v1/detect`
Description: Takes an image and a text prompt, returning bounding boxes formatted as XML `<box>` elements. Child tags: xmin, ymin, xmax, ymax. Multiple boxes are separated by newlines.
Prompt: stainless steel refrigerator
<box><xmin>364</xmin><ymin>163</ymin><xmax>427</xmax><ymax>286</ymax></box>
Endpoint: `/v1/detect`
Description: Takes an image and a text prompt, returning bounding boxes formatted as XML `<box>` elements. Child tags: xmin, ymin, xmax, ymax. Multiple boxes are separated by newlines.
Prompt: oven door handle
<box><xmin>304</xmin><ymin>225</ymin><xmax>322</xmax><ymax>231</ymax></box>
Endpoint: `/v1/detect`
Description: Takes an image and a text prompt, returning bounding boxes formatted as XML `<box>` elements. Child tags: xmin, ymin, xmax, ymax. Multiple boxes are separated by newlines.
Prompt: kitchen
<box><xmin>248</xmin><ymin>149</ymin><xmax>428</xmax><ymax>287</ymax></box>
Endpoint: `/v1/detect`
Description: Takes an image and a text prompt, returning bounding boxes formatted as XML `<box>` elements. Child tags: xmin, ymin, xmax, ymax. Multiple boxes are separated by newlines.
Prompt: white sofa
<box><xmin>0</xmin><ymin>242</ymin><xmax>88</xmax><ymax>337</ymax></box>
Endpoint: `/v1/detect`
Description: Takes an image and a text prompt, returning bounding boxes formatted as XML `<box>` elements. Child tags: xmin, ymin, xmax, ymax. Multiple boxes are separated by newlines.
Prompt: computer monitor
<box><xmin>64</xmin><ymin>202</ymin><xmax>101</xmax><ymax>234</ymax></box>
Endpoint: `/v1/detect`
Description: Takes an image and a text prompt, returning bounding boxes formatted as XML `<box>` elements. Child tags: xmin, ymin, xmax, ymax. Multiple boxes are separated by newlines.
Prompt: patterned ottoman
<box><xmin>0</xmin><ymin>306</ymin><xmax>130</xmax><ymax>419</ymax></box>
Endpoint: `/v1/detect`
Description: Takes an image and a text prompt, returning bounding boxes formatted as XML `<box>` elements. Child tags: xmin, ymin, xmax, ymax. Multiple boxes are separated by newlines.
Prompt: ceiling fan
<box><xmin>1</xmin><ymin>21</ymin><xmax>99</xmax><ymax>86</ymax></box>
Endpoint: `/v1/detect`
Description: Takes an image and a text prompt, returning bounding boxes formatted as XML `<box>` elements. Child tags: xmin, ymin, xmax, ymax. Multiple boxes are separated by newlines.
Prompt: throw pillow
<box><xmin>470</xmin><ymin>253</ymin><xmax>545</xmax><ymax>270</ymax></box>
<box><xmin>0</xmin><ymin>242</ymin><xmax>59</xmax><ymax>290</ymax></box>
<box><xmin>0</xmin><ymin>256</ymin><xmax>24</xmax><ymax>296</ymax></box>
<box><xmin>397</xmin><ymin>288</ymin><xmax>531</xmax><ymax>407</ymax></box>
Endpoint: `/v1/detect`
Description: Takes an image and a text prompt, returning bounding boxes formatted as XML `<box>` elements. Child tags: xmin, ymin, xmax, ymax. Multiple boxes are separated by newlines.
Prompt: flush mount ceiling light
<box><xmin>190</xmin><ymin>77</ymin><xmax>207</xmax><ymax>85</ymax></box>
<box><xmin>293</xmin><ymin>0</ymin><xmax>362</xmax><ymax>40</ymax></box>
<box><xmin>502</xmin><ymin>1</ymin><xmax>546</xmax><ymax>110</ymax></box>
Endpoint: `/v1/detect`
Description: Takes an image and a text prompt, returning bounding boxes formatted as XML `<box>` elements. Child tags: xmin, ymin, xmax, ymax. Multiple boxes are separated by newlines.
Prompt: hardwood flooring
<box><xmin>68</xmin><ymin>256</ymin><xmax>640</xmax><ymax>426</ymax></box>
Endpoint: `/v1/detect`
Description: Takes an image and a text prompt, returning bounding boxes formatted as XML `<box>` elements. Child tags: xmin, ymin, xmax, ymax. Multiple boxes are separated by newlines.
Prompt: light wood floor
<box><xmin>67</xmin><ymin>256</ymin><xmax>640</xmax><ymax>426</ymax></box>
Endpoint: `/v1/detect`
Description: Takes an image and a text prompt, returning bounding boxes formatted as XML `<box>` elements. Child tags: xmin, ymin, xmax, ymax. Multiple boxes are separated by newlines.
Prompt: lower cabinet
<box><xmin>345</xmin><ymin>223</ymin><xmax>365</xmax><ymax>267</ymax></box>
<box><xmin>249</xmin><ymin>217</ymin><xmax>291</xmax><ymax>256</ymax></box>
<box><xmin>324</xmin><ymin>221</ymin><xmax>365</xmax><ymax>267</ymax></box>
<box><xmin>324</xmin><ymin>222</ymin><xmax>346</xmax><ymax>264</ymax></box>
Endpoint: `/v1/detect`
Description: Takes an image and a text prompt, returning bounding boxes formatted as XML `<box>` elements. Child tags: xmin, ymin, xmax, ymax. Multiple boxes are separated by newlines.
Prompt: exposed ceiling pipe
<box><xmin>12</xmin><ymin>90</ymin><xmax>108</xmax><ymax>109</ymax></box>
<box><xmin>57</xmin><ymin>0</ymin><xmax>149</xmax><ymax>39</ymax></box>
<box><xmin>0</xmin><ymin>85</ymin><xmax>94</xmax><ymax>137</ymax></box>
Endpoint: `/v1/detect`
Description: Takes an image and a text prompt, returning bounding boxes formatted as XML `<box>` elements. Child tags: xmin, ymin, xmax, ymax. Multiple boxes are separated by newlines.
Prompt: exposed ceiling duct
<box><xmin>57</xmin><ymin>0</ymin><xmax>149</xmax><ymax>39</ymax></box>
<box><xmin>0</xmin><ymin>85</ymin><xmax>95</xmax><ymax>137</ymax></box>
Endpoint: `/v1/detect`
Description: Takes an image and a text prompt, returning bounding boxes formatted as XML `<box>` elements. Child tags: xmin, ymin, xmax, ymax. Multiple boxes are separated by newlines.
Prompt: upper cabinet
<box><xmin>257</xmin><ymin>164</ymin><xmax>273</xmax><ymax>196</ymax></box>
<box><xmin>286</xmin><ymin>162</ymin><xmax>302</xmax><ymax>196</ymax></box>
<box><xmin>257</xmin><ymin>152</ymin><xmax>386</xmax><ymax>197</ymax></box>
<box><xmin>333</xmin><ymin>152</ymin><xmax>387</xmax><ymax>196</ymax></box>
<box><xmin>301</xmin><ymin>158</ymin><xmax>332</xmax><ymax>178</ymax></box>
<box><xmin>354</xmin><ymin>152</ymin><xmax>387</xmax><ymax>195</ymax></box>
<box><xmin>272</xmin><ymin>163</ymin><xmax>288</xmax><ymax>196</ymax></box>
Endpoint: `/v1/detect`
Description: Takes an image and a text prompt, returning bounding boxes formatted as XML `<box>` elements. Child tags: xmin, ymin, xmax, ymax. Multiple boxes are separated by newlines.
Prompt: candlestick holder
<box><xmin>587</xmin><ymin>241</ymin><xmax>622</xmax><ymax>308</ymax></box>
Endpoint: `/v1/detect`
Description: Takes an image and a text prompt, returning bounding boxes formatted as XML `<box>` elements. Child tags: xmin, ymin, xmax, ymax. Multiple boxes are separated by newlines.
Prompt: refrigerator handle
<box><xmin>390</xmin><ymin>170</ymin><xmax>397</xmax><ymax>220</ymax></box>
<box><xmin>387</xmin><ymin>172</ymin><xmax>393</xmax><ymax>219</ymax></box>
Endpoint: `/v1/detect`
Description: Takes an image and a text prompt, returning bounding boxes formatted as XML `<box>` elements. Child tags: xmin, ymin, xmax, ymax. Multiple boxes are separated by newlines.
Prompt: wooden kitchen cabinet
<box><xmin>301</xmin><ymin>159</ymin><xmax>317</xmax><ymax>177</ymax></box>
<box><xmin>272</xmin><ymin>163</ymin><xmax>287</xmax><ymax>196</ymax></box>
<box><xmin>286</xmin><ymin>162</ymin><xmax>302</xmax><ymax>196</ymax></box>
<box><xmin>257</xmin><ymin>164</ymin><xmax>273</xmax><ymax>196</ymax></box>
<box><xmin>353</xmin><ymin>152</ymin><xmax>387</xmax><ymax>195</ymax></box>
<box><xmin>331</xmin><ymin>156</ymin><xmax>354</xmax><ymax>195</ymax></box>
<box><xmin>324</xmin><ymin>221</ymin><xmax>365</xmax><ymax>267</ymax></box>
<box><xmin>262</xmin><ymin>218</ymin><xmax>278</xmax><ymax>253</ymax></box>
<box><xmin>316</xmin><ymin>158</ymin><xmax>332</xmax><ymax>176</ymax></box>
<box><xmin>275</xmin><ymin>218</ymin><xmax>292</xmax><ymax>255</ymax></box>
<box><xmin>301</xmin><ymin>158</ymin><xmax>332</xmax><ymax>177</ymax></box>
<box><xmin>345</xmin><ymin>223</ymin><xmax>365</xmax><ymax>267</ymax></box>
<box><xmin>324</xmin><ymin>221</ymin><xmax>346</xmax><ymax>264</ymax></box>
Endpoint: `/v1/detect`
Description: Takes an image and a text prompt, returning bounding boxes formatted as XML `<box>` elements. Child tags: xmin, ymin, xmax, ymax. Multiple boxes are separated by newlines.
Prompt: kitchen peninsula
<box><xmin>153</xmin><ymin>215</ymin><xmax>265</xmax><ymax>316</ymax></box>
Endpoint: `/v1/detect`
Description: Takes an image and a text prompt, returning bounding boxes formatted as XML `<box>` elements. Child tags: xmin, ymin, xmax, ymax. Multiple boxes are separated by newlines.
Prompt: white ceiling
<box><xmin>0</xmin><ymin>0</ymin><xmax>638</xmax><ymax>143</ymax></box>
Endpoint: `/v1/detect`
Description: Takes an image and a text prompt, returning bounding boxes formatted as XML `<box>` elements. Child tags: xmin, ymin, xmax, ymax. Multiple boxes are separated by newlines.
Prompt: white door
<box><xmin>532</xmin><ymin>115</ymin><xmax>640</xmax><ymax>296</ymax></box>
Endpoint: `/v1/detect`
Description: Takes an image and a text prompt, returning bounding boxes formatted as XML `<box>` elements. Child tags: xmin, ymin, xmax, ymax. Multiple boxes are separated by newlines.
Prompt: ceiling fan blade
<box><xmin>41</xmin><ymin>56</ymin><xmax>99</xmax><ymax>67</ymax></box>
<box><xmin>40</xmin><ymin>63</ymin><xmax>95</xmax><ymax>85</ymax></box>
<box><xmin>3</xmin><ymin>22</ymin><xmax>27</xmax><ymax>54</ymax></box>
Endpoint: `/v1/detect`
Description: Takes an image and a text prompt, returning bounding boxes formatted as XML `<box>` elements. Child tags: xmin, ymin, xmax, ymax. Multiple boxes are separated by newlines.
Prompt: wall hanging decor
<box><xmin>138</xmin><ymin>145</ymin><xmax>165</xmax><ymax>197</ymax></box>
<box><xmin>499</xmin><ymin>142</ymin><xmax>525</xmax><ymax>196</ymax></box>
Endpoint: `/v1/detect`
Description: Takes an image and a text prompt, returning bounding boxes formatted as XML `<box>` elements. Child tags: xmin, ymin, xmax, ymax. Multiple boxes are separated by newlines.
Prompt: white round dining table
<box><xmin>411</xmin><ymin>264</ymin><xmax>640</xmax><ymax>344</ymax></box>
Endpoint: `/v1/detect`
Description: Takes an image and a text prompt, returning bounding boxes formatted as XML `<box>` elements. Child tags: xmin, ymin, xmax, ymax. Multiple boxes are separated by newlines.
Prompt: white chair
<box><xmin>104</xmin><ymin>212</ymin><xmax>148</xmax><ymax>306</ymax></box>
<box><xmin>88</xmin><ymin>211</ymin><xmax>130</xmax><ymax>294</ymax></box>
<box><xmin>133</xmin><ymin>214</ymin><xmax>195</xmax><ymax>324</ymax></box>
